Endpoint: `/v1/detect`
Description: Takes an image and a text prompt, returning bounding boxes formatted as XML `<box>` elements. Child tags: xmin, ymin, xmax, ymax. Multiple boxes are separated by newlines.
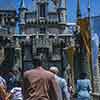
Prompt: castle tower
<box><xmin>57</xmin><ymin>0</ymin><xmax>67</xmax><ymax>23</ymax></box>
<box><xmin>36</xmin><ymin>0</ymin><xmax>48</xmax><ymax>34</ymax></box>
<box><xmin>18</xmin><ymin>0</ymin><xmax>27</xmax><ymax>34</ymax></box>
<box><xmin>36</xmin><ymin>0</ymin><xmax>48</xmax><ymax>19</ymax></box>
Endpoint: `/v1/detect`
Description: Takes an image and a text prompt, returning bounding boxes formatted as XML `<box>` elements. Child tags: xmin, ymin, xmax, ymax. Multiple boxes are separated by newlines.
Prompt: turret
<box><xmin>36</xmin><ymin>0</ymin><xmax>48</xmax><ymax>19</ymax></box>
<box><xmin>18</xmin><ymin>0</ymin><xmax>27</xmax><ymax>34</ymax></box>
<box><xmin>57</xmin><ymin>0</ymin><xmax>67</xmax><ymax>23</ymax></box>
<box><xmin>35</xmin><ymin>0</ymin><xmax>48</xmax><ymax>34</ymax></box>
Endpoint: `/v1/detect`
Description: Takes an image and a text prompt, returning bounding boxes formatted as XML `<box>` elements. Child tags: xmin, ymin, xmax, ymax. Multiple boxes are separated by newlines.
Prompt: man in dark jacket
<box><xmin>23</xmin><ymin>56</ymin><xmax>60</xmax><ymax>100</ymax></box>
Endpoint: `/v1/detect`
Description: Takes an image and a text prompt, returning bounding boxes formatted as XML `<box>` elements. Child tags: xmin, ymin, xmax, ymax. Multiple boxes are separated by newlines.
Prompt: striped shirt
<box><xmin>10</xmin><ymin>87</ymin><xmax>23</xmax><ymax>100</ymax></box>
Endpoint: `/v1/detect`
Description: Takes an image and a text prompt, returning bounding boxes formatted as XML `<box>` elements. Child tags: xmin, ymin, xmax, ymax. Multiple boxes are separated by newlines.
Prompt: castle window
<box><xmin>0</xmin><ymin>15</ymin><xmax>2</xmax><ymax>24</ymax></box>
<box><xmin>39</xmin><ymin>4</ymin><xmax>46</xmax><ymax>17</ymax></box>
<box><xmin>40</xmin><ymin>27</ymin><xmax>46</xmax><ymax>33</ymax></box>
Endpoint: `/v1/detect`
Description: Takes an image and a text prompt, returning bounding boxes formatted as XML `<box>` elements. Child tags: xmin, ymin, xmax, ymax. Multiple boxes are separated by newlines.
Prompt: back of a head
<box><xmin>49</xmin><ymin>66</ymin><xmax>59</xmax><ymax>75</ymax></box>
<box><xmin>33</xmin><ymin>56</ymin><xmax>43</xmax><ymax>68</ymax></box>
<box><xmin>15</xmin><ymin>81</ymin><xmax>21</xmax><ymax>87</ymax></box>
<box><xmin>79</xmin><ymin>72</ymin><xmax>87</xmax><ymax>79</ymax></box>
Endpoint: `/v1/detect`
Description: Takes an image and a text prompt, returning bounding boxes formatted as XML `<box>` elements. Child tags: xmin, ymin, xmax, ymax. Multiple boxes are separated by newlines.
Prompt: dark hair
<box><xmin>15</xmin><ymin>81</ymin><xmax>21</xmax><ymax>87</ymax></box>
<box><xmin>79</xmin><ymin>72</ymin><xmax>87</xmax><ymax>79</ymax></box>
<box><xmin>33</xmin><ymin>56</ymin><xmax>43</xmax><ymax>68</ymax></box>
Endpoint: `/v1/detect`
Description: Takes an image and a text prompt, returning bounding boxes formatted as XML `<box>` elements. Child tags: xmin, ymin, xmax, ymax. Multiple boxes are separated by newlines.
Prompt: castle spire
<box><xmin>18</xmin><ymin>0</ymin><xmax>27</xmax><ymax>34</ymax></box>
<box><xmin>88</xmin><ymin>0</ymin><xmax>90</xmax><ymax>19</ymax></box>
<box><xmin>20</xmin><ymin>0</ymin><xmax>26</xmax><ymax>9</ymax></box>
<box><xmin>77</xmin><ymin>0</ymin><xmax>81</xmax><ymax>19</ymax></box>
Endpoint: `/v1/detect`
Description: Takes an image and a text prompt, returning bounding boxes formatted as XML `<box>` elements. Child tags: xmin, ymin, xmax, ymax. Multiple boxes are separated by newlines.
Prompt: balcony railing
<box><xmin>26</xmin><ymin>17</ymin><xmax>59</xmax><ymax>25</ymax></box>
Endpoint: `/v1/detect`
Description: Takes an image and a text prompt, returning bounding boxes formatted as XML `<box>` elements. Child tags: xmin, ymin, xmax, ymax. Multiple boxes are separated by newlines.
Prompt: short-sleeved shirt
<box><xmin>77</xmin><ymin>79</ymin><xmax>92</xmax><ymax>99</ymax></box>
<box><xmin>23</xmin><ymin>67</ymin><xmax>60</xmax><ymax>100</ymax></box>
<box><xmin>55</xmin><ymin>75</ymin><xmax>70</xmax><ymax>100</ymax></box>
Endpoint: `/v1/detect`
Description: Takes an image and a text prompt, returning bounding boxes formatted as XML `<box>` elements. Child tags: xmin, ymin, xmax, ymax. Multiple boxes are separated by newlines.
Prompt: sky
<box><xmin>0</xmin><ymin>0</ymin><xmax>100</xmax><ymax>22</ymax></box>
<box><xmin>67</xmin><ymin>0</ymin><xmax>100</xmax><ymax>22</ymax></box>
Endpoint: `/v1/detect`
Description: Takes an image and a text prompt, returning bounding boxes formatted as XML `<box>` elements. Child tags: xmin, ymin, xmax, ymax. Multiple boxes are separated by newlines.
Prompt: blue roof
<box><xmin>48</xmin><ymin>0</ymin><xmax>56</xmax><ymax>12</ymax></box>
<box><xmin>60</xmin><ymin>0</ymin><xmax>66</xmax><ymax>9</ymax></box>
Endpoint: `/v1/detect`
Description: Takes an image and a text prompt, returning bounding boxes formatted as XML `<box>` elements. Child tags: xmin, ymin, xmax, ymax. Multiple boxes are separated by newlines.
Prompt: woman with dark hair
<box><xmin>77</xmin><ymin>73</ymin><xmax>92</xmax><ymax>100</ymax></box>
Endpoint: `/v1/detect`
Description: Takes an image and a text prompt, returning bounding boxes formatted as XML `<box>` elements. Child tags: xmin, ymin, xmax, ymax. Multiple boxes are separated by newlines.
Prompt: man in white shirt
<box><xmin>49</xmin><ymin>66</ymin><xmax>70</xmax><ymax>100</ymax></box>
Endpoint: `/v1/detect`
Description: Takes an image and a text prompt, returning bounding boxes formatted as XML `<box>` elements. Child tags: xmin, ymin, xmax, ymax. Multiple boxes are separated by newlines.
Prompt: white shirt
<box><xmin>55</xmin><ymin>75</ymin><xmax>70</xmax><ymax>100</ymax></box>
<box><xmin>0</xmin><ymin>76</ymin><xmax>6</xmax><ymax>88</ymax></box>
<box><xmin>10</xmin><ymin>87</ymin><xmax>23</xmax><ymax>100</ymax></box>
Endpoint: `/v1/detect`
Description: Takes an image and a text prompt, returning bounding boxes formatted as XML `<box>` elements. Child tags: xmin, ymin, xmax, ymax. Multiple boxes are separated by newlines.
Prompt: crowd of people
<box><xmin>0</xmin><ymin>56</ymin><xmax>92</xmax><ymax>100</ymax></box>
<box><xmin>0</xmin><ymin>68</ymin><xmax>22</xmax><ymax>100</ymax></box>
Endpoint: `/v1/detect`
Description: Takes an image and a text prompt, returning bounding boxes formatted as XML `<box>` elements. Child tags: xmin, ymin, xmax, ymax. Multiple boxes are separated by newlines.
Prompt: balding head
<box><xmin>49</xmin><ymin>66</ymin><xmax>59</xmax><ymax>75</ymax></box>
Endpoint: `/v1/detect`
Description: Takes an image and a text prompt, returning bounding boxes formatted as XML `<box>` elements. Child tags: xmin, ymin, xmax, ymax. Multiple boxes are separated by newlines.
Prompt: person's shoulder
<box><xmin>43</xmin><ymin>70</ymin><xmax>55</xmax><ymax>80</ymax></box>
<box><xmin>45</xmin><ymin>70</ymin><xmax>54</xmax><ymax>77</ymax></box>
<box><xmin>77</xmin><ymin>79</ymin><xmax>91</xmax><ymax>83</ymax></box>
<box><xmin>61</xmin><ymin>77</ymin><xmax>66</xmax><ymax>82</ymax></box>
<box><xmin>85</xmin><ymin>79</ymin><xmax>91</xmax><ymax>83</ymax></box>
<box><xmin>86</xmin><ymin>79</ymin><xmax>90</xmax><ymax>81</ymax></box>
<box><xmin>77</xmin><ymin>79</ymin><xmax>81</xmax><ymax>83</ymax></box>
<box><xmin>60</xmin><ymin>77</ymin><xmax>67</xmax><ymax>85</ymax></box>
<box><xmin>57</xmin><ymin>76</ymin><xmax>64</xmax><ymax>82</ymax></box>
<box><xmin>57</xmin><ymin>76</ymin><xmax>66</xmax><ymax>82</ymax></box>
<box><xmin>0</xmin><ymin>76</ymin><xmax>5</xmax><ymax>80</ymax></box>
<box><xmin>24</xmin><ymin>70</ymin><xmax>31</xmax><ymax>74</ymax></box>
<box><xmin>24</xmin><ymin>69</ymin><xmax>34</xmax><ymax>77</ymax></box>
